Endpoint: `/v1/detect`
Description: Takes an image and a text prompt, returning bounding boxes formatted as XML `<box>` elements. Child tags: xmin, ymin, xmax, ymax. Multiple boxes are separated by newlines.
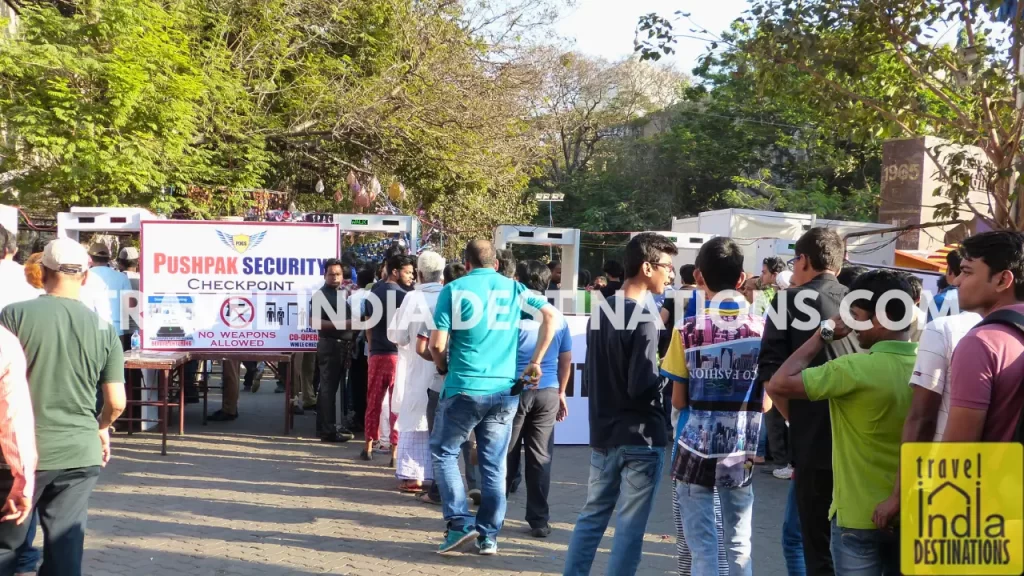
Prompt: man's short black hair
<box><xmin>946</xmin><ymin>249</ymin><xmax>963</xmax><ymax>276</ymax></box>
<box><xmin>464</xmin><ymin>239</ymin><xmax>497</xmax><ymax>269</ymax></box>
<box><xmin>386</xmin><ymin>254</ymin><xmax>416</xmax><ymax>275</ymax></box>
<box><xmin>624</xmin><ymin>233</ymin><xmax>679</xmax><ymax>279</ymax></box>
<box><xmin>384</xmin><ymin>241</ymin><xmax>408</xmax><ymax>261</ymax></box>
<box><xmin>837</xmin><ymin>265</ymin><xmax>868</xmax><ymax>288</ymax></box>
<box><xmin>694</xmin><ymin>237</ymin><xmax>744</xmax><ymax>292</ymax></box>
<box><xmin>0</xmin><ymin>225</ymin><xmax>15</xmax><ymax>256</ymax></box>
<box><xmin>357</xmin><ymin>265</ymin><xmax>376</xmax><ymax>288</ymax></box>
<box><xmin>794</xmin><ymin>227</ymin><xmax>845</xmax><ymax>273</ymax></box>
<box><xmin>323</xmin><ymin>258</ymin><xmax>343</xmax><ymax>274</ymax></box>
<box><xmin>762</xmin><ymin>256</ymin><xmax>786</xmax><ymax>275</ymax></box>
<box><xmin>679</xmin><ymin>264</ymin><xmax>696</xmax><ymax>286</ymax></box>
<box><xmin>901</xmin><ymin>272</ymin><xmax>923</xmax><ymax>303</ymax></box>
<box><xmin>848</xmin><ymin>269</ymin><xmax>914</xmax><ymax>327</ymax></box>
<box><xmin>960</xmin><ymin>231</ymin><xmax>1024</xmax><ymax>299</ymax></box>
<box><xmin>520</xmin><ymin>260</ymin><xmax>552</xmax><ymax>292</ymax></box>
<box><xmin>579</xmin><ymin>269</ymin><xmax>591</xmax><ymax>288</ymax></box>
<box><xmin>444</xmin><ymin>262</ymin><xmax>467</xmax><ymax>284</ymax></box>
<box><xmin>547</xmin><ymin>260</ymin><xmax>560</xmax><ymax>271</ymax></box>
<box><xmin>602</xmin><ymin>260</ymin><xmax>625</xmax><ymax>279</ymax></box>
<box><xmin>937</xmin><ymin>276</ymin><xmax>949</xmax><ymax>291</ymax></box>
<box><xmin>496</xmin><ymin>249</ymin><xmax>516</xmax><ymax>278</ymax></box>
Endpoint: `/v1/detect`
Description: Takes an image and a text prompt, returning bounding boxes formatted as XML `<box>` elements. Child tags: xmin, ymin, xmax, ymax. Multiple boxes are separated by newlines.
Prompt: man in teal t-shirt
<box><xmin>767</xmin><ymin>269</ymin><xmax>916</xmax><ymax>575</ymax></box>
<box><xmin>427</xmin><ymin>239</ymin><xmax>557</xmax><ymax>555</ymax></box>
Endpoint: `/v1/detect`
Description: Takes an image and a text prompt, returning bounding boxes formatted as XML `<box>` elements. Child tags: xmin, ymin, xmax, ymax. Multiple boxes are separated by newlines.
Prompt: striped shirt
<box><xmin>0</xmin><ymin>326</ymin><xmax>37</xmax><ymax>501</ymax></box>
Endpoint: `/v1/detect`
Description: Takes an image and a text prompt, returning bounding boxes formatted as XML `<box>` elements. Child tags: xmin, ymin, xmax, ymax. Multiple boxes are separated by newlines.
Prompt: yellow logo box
<box><xmin>901</xmin><ymin>443</ymin><xmax>1023</xmax><ymax>575</ymax></box>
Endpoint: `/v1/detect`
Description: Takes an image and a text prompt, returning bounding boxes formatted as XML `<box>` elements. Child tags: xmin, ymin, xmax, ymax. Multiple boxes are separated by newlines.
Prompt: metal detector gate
<box><xmin>333</xmin><ymin>213</ymin><xmax>420</xmax><ymax>254</ymax></box>
<box><xmin>494</xmin><ymin>225</ymin><xmax>581</xmax><ymax>314</ymax></box>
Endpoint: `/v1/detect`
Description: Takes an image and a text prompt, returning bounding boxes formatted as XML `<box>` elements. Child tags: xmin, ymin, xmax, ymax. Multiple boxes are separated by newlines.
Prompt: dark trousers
<box><xmin>14</xmin><ymin>511</ymin><xmax>38</xmax><ymax>573</ymax></box>
<box><xmin>242</xmin><ymin>361</ymin><xmax>259</xmax><ymax>388</ymax></box>
<box><xmin>506</xmin><ymin>387</ymin><xmax>559</xmax><ymax>528</ymax></box>
<box><xmin>349</xmin><ymin>352</ymin><xmax>368</xmax><ymax>430</ymax></box>
<box><xmin>0</xmin><ymin>466</ymin><xmax>101</xmax><ymax>576</ymax></box>
<box><xmin>765</xmin><ymin>407</ymin><xmax>790</xmax><ymax>464</ymax></box>
<box><xmin>317</xmin><ymin>338</ymin><xmax>352</xmax><ymax>436</ymax></box>
<box><xmin>795</xmin><ymin>467</ymin><xmax>835</xmax><ymax>576</ymax></box>
<box><xmin>426</xmin><ymin>389</ymin><xmax>477</xmax><ymax>499</ymax></box>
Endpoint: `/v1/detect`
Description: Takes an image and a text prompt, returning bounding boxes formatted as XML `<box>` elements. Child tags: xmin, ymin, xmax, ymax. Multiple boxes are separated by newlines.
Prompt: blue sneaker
<box><xmin>437</xmin><ymin>528</ymin><xmax>476</xmax><ymax>554</ymax></box>
<box><xmin>476</xmin><ymin>537</ymin><xmax>498</xmax><ymax>556</ymax></box>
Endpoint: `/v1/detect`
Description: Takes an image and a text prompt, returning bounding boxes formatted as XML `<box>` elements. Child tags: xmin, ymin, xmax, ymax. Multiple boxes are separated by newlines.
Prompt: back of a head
<box><xmin>0</xmin><ymin>224</ymin><xmax>15</xmax><ymax>257</ymax></box>
<box><xmin>444</xmin><ymin>262</ymin><xmax>467</xmax><ymax>284</ymax></box>
<box><xmin>849</xmin><ymin>269</ymin><xmax>914</xmax><ymax>326</ymax></box>
<box><xmin>521</xmin><ymin>260</ymin><xmax>551</xmax><ymax>293</ymax></box>
<box><xmin>960</xmin><ymin>230</ymin><xmax>1024</xmax><ymax>300</ymax></box>
<box><xmin>679</xmin><ymin>264</ymin><xmax>696</xmax><ymax>286</ymax></box>
<box><xmin>514</xmin><ymin>261</ymin><xmax>529</xmax><ymax>282</ymax></box>
<box><xmin>694</xmin><ymin>237</ymin><xmax>744</xmax><ymax>292</ymax></box>
<box><xmin>24</xmin><ymin>252</ymin><xmax>44</xmax><ymax>289</ymax></box>
<box><xmin>357</xmin><ymin>265</ymin><xmax>376</xmax><ymax>288</ymax></box>
<box><xmin>901</xmin><ymin>272</ymin><xmax>923</xmax><ymax>303</ymax></box>
<box><xmin>384</xmin><ymin>241</ymin><xmax>408</xmax><ymax>261</ymax></box>
<box><xmin>837</xmin><ymin>265</ymin><xmax>868</xmax><ymax>288</ymax></box>
<box><xmin>624</xmin><ymin>233</ymin><xmax>679</xmax><ymax>279</ymax></box>
<box><xmin>602</xmin><ymin>260</ymin><xmax>625</xmax><ymax>279</ymax></box>
<box><xmin>417</xmin><ymin>251</ymin><xmax>445</xmax><ymax>284</ymax></box>
<box><xmin>795</xmin><ymin>227</ymin><xmax>845</xmax><ymax>272</ymax></box>
<box><xmin>464</xmin><ymin>239</ymin><xmax>497</xmax><ymax>269</ymax></box>
<box><xmin>496</xmin><ymin>249</ymin><xmax>516</xmax><ymax>278</ymax></box>
<box><xmin>763</xmin><ymin>256</ymin><xmax>786</xmax><ymax>275</ymax></box>
<box><xmin>579</xmin><ymin>269</ymin><xmax>591</xmax><ymax>288</ymax></box>
<box><xmin>946</xmin><ymin>250</ymin><xmax>963</xmax><ymax>276</ymax></box>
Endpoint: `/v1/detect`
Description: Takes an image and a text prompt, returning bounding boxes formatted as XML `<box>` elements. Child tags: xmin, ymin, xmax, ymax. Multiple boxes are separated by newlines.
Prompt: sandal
<box><xmin>417</xmin><ymin>492</ymin><xmax>441</xmax><ymax>505</ymax></box>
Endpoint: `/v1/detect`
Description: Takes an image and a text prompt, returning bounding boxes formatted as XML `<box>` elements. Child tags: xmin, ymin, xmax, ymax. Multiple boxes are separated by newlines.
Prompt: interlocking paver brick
<box><xmin>76</xmin><ymin>387</ymin><xmax>791</xmax><ymax>575</ymax></box>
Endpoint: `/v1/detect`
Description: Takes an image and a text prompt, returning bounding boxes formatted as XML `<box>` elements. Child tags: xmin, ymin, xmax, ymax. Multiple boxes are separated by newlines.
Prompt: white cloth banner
<box><xmin>554</xmin><ymin>315</ymin><xmax>590</xmax><ymax>445</ymax></box>
<box><xmin>140</xmin><ymin>221</ymin><xmax>339</xmax><ymax>351</ymax></box>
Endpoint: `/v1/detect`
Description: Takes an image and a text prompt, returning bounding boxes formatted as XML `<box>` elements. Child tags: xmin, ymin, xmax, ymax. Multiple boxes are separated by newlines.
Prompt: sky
<box><xmin>554</xmin><ymin>0</ymin><xmax>749</xmax><ymax>74</ymax></box>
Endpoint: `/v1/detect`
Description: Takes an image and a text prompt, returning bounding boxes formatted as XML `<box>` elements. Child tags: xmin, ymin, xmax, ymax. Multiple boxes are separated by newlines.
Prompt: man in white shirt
<box><xmin>871</xmin><ymin>269</ymin><xmax>980</xmax><ymax>529</ymax></box>
<box><xmin>82</xmin><ymin>241</ymin><xmax>133</xmax><ymax>348</ymax></box>
<box><xmin>0</xmin><ymin>225</ymin><xmax>41</xmax><ymax>312</ymax></box>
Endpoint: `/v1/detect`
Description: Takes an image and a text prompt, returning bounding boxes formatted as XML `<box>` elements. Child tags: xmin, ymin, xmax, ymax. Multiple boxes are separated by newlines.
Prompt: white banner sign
<box><xmin>554</xmin><ymin>314</ymin><xmax>590</xmax><ymax>445</ymax></box>
<box><xmin>140</xmin><ymin>221</ymin><xmax>339</xmax><ymax>351</ymax></box>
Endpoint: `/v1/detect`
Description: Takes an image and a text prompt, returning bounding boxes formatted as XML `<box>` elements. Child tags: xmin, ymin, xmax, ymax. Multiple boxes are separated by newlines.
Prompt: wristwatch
<box><xmin>820</xmin><ymin>320</ymin><xmax>835</xmax><ymax>343</ymax></box>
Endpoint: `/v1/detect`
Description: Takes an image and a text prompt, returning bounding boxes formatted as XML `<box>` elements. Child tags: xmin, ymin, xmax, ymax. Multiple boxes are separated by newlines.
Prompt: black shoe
<box><xmin>468</xmin><ymin>489</ymin><xmax>481</xmax><ymax>506</ymax></box>
<box><xmin>275</xmin><ymin>383</ymin><xmax>285</xmax><ymax>394</ymax></box>
<box><xmin>359</xmin><ymin>449</ymin><xmax>373</xmax><ymax>460</ymax></box>
<box><xmin>321</xmin><ymin>432</ymin><xmax>352</xmax><ymax>443</ymax></box>
<box><xmin>209</xmin><ymin>410</ymin><xmax>238</xmax><ymax>422</ymax></box>
<box><xmin>530</xmin><ymin>525</ymin><xmax>551</xmax><ymax>538</ymax></box>
<box><xmin>292</xmin><ymin>405</ymin><xmax>305</xmax><ymax>415</ymax></box>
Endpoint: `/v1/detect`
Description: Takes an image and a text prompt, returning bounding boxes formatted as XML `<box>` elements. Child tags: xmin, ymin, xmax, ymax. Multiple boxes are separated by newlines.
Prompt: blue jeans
<box><xmin>783</xmin><ymin>482</ymin><xmax>806</xmax><ymax>576</ymax></box>
<box><xmin>15</xmin><ymin>510</ymin><xmax>38</xmax><ymax>573</ymax></box>
<box><xmin>430</xmin><ymin>390</ymin><xmax>518</xmax><ymax>541</ymax></box>
<box><xmin>677</xmin><ymin>482</ymin><xmax>754</xmax><ymax>576</ymax></box>
<box><xmin>829</xmin><ymin>518</ymin><xmax>899</xmax><ymax>576</ymax></box>
<box><xmin>563</xmin><ymin>446</ymin><xmax>665</xmax><ymax>576</ymax></box>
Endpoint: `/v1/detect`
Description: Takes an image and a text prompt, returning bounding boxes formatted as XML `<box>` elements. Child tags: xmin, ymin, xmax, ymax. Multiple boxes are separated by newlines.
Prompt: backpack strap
<box><xmin>974</xmin><ymin>309</ymin><xmax>1024</xmax><ymax>443</ymax></box>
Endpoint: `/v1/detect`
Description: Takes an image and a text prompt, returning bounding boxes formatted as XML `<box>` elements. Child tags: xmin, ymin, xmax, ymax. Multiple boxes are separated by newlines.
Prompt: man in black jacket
<box><xmin>757</xmin><ymin>227</ymin><xmax>847</xmax><ymax>576</ymax></box>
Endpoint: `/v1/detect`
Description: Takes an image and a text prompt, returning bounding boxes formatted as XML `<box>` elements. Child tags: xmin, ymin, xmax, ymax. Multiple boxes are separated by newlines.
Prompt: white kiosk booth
<box><xmin>333</xmin><ymin>213</ymin><xmax>420</xmax><ymax>254</ymax></box>
<box><xmin>630</xmin><ymin>231</ymin><xmax>715</xmax><ymax>286</ymax></box>
<box><xmin>493</xmin><ymin>225</ymin><xmax>581</xmax><ymax>314</ymax></box>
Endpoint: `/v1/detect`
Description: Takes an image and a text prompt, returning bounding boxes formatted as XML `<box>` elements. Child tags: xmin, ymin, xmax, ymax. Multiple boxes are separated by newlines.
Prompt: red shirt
<box><xmin>0</xmin><ymin>326</ymin><xmax>37</xmax><ymax>501</ymax></box>
<box><xmin>949</xmin><ymin>303</ymin><xmax>1024</xmax><ymax>441</ymax></box>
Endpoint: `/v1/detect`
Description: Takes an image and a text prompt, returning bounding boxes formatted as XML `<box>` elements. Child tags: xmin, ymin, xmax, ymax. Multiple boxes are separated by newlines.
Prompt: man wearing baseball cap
<box><xmin>82</xmin><ymin>239</ymin><xmax>133</xmax><ymax>350</ymax></box>
<box><xmin>0</xmin><ymin>238</ymin><xmax>127</xmax><ymax>574</ymax></box>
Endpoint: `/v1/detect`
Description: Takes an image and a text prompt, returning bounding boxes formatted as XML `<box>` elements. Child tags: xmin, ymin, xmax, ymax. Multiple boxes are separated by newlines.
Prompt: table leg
<box><xmin>178</xmin><ymin>364</ymin><xmax>185</xmax><ymax>435</ymax></box>
<box><xmin>284</xmin><ymin>363</ymin><xmax>292</xmax><ymax>435</ymax></box>
<box><xmin>126</xmin><ymin>369</ymin><xmax>134</xmax><ymax>436</ymax></box>
<box><xmin>160</xmin><ymin>370</ymin><xmax>168</xmax><ymax>456</ymax></box>
<box><xmin>202</xmin><ymin>362</ymin><xmax>208</xmax><ymax>426</ymax></box>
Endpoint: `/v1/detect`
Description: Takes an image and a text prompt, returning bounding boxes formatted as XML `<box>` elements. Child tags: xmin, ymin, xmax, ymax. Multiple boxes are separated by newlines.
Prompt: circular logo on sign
<box><xmin>220</xmin><ymin>297</ymin><xmax>255</xmax><ymax>328</ymax></box>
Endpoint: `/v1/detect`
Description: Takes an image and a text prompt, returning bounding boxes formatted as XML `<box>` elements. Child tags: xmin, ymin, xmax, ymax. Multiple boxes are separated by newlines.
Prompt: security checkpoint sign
<box><xmin>140</xmin><ymin>221</ymin><xmax>340</xmax><ymax>351</ymax></box>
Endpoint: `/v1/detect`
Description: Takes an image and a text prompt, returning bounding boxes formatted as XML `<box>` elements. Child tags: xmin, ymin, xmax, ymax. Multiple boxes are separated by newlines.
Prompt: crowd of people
<box><xmin>1</xmin><ymin>219</ymin><xmax>1024</xmax><ymax>576</ymax></box>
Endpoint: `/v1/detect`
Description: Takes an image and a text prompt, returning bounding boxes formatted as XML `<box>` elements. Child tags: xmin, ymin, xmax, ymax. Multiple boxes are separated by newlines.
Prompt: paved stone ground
<box><xmin>80</xmin><ymin>385</ymin><xmax>791</xmax><ymax>576</ymax></box>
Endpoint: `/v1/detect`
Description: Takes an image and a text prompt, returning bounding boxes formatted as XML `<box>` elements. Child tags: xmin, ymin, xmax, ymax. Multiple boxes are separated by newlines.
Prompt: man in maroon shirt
<box><xmin>946</xmin><ymin>231</ymin><xmax>1024</xmax><ymax>442</ymax></box>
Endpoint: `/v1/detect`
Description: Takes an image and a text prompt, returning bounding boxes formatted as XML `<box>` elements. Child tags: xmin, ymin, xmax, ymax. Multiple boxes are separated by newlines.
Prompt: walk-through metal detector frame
<box><xmin>57</xmin><ymin>206</ymin><xmax>165</xmax><ymax>242</ymax></box>
<box><xmin>333</xmin><ymin>213</ymin><xmax>420</xmax><ymax>254</ymax></box>
<box><xmin>494</xmin><ymin>225</ymin><xmax>581</xmax><ymax>314</ymax></box>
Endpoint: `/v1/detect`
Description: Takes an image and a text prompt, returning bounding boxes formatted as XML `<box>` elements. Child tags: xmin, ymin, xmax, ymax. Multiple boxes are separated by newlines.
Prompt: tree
<box><xmin>638</xmin><ymin>2</ymin><xmax>1024</xmax><ymax>229</ymax></box>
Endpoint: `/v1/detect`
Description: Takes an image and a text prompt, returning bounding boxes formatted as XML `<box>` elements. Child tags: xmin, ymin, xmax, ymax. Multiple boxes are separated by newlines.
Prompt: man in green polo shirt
<box><xmin>0</xmin><ymin>238</ymin><xmax>127</xmax><ymax>575</ymax></box>
<box><xmin>427</xmin><ymin>239</ymin><xmax>558</xmax><ymax>556</ymax></box>
<box><xmin>767</xmin><ymin>269</ymin><xmax>917</xmax><ymax>575</ymax></box>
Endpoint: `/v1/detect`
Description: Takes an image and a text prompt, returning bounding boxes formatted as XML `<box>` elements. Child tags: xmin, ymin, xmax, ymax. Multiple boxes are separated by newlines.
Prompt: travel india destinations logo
<box><xmin>901</xmin><ymin>443</ymin><xmax>1023</xmax><ymax>574</ymax></box>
